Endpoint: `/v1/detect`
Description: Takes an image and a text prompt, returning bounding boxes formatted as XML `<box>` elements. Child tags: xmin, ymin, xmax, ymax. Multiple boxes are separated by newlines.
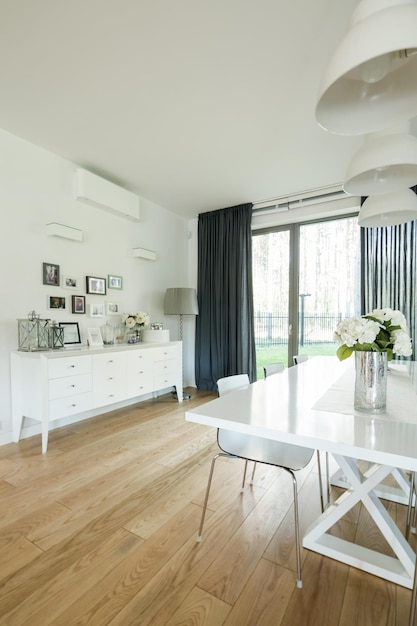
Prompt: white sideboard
<box><xmin>10</xmin><ymin>341</ymin><xmax>183</xmax><ymax>453</ymax></box>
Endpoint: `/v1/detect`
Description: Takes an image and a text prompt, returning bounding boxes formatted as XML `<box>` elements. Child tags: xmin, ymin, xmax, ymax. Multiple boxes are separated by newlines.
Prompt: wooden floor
<box><xmin>0</xmin><ymin>389</ymin><xmax>415</xmax><ymax>625</ymax></box>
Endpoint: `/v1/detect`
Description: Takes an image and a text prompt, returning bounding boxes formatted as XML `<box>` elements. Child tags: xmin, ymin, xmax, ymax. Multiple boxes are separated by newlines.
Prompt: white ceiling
<box><xmin>1</xmin><ymin>0</ymin><xmax>412</xmax><ymax>220</ymax></box>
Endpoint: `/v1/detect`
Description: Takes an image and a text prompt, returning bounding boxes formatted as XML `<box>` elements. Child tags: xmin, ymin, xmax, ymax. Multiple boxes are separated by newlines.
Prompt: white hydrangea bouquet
<box><xmin>334</xmin><ymin>307</ymin><xmax>412</xmax><ymax>361</ymax></box>
<box><xmin>121</xmin><ymin>311</ymin><xmax>150</xmax><ymax>330</ymax></box>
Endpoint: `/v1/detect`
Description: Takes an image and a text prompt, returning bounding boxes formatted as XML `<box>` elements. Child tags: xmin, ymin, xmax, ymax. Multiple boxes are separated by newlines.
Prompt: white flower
<box><xmin>391</xmin><ymin>329</ymin><xmax>413</xmax><ymax>357</ymax></box>
<box><xmin>121</xmin><ymin>311</ymin><xmax>150</xmax><ymax>329</ymax></box>
<box><xmin>335</xmin><ymin>308</ymin><xmax>412</xmax><ymax>361</ymax></box>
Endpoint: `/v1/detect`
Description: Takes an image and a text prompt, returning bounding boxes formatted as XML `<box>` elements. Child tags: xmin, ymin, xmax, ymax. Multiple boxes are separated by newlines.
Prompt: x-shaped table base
<box><xmin>303</xmin><ymin>455</ymin><xmax>415</xmax><ymax>588</ymax></box>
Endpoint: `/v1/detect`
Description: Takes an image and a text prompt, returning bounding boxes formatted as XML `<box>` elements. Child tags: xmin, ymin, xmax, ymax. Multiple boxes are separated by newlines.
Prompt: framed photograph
<box><xmin>62</xmin><ymin>276</ymin><xmax>80</xmax><ymax>290</ymax></box>
<box><xmin>59</xmin><ymin>322</ymin><xmax>81</xmax><ymax>345</ymax></box>
<box><xmin>87</xmin><ymin>327</ymin><xmax>103</xmax><ymax>347</ymax></box>
<box><xmin>86</xmin><ymin>276</ymin><xmax>106</xmax><ymax>295</ymax></box>
<box><xmin>106</xmin><ymin>301</ymin><xmax>121</xmax><ymax>316</ymax></box>
<box><xmin>72</xmin><ymin>295</ymin><xmax>85</xmax><ymax>314</ymax></box>
<box><xmin>43</xmin><ymin>262</ymin><xmax>60</xmax><ymax>286</ymax></box>
<box><xmin>108</xmin><ymin>274</ymin><xmax>123</xmax><ymax>290</ymax></box>
<box><xmin>48</xmin><ymin>296</ymin><xmax>66</xmax><ymax>310</ymax></box>
<box><xmin>88</xmin><ymin>303</ymin><xmax>105</xmax><ymax>318</ymax></box>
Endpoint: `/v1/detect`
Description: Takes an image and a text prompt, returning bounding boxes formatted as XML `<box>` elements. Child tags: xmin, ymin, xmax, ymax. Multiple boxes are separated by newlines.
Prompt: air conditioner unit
<box><xmin>75</xmin><ymin>168</ymin><xmax>140</xmax><ymax>221</ymax></box>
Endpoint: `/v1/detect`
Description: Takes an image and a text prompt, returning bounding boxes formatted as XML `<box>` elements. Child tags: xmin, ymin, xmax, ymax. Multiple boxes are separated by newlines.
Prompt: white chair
<box><xmin>263</xmin><ymin>362</ymin><xmax>285</xmax><ymax>377</ymax></box>
<box><xmin>197</xmin><ymin>373</ymin><xmax>317</xmax><ymax>588</ymax></box>
<box><xmin>292</xmin><ymin>355</ymin><xmax>329</xmax><ymax>510</ymax></box>
<box><xmin>293</xmin><ymin>354</ymin><xmax>308</xmax><ymax>365</ymax></box>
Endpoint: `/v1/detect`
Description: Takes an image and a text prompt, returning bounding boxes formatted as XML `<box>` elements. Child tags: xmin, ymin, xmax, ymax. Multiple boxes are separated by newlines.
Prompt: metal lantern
<box><xmin>48</xmin><ymin>321</ymin><xmax>65</xmax><ymax>349</ymax></box>
<box><xmin>17</xmin><ymin>311</ymin><xmax>50</xmax><ymax>351</ymax></box>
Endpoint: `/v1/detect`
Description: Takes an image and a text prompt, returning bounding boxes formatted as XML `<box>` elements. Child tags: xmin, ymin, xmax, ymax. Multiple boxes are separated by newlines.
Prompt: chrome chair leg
<box><xmin>249</xmin><ymin>462</ymin><xmax>257</xmax><ymax>484</ymax></box>
<box><xmin>197</xmin><ymin>452</ymin><xmax>241</xmax><ymax>541</ymax></box>
<box><xmin>317</xmin><ymin>451</ymin><xmax>325</xmax><ymax>513</ymax></box>
<box><xmin>285</xmin><ymin>468</ymin><xmax>303</xmax><ymax>588</ymax></box>
<box><xmin>409</xmin><ymin>552</ymin><xmax>417</xmax><ymax>626</ymax></box>
<box><xmin>406</xmin><ymin>472</ymin><xmax>415</xmax><ymax>541</ymax></box>
<box><xmin>241</xmin><ymin>460</ymin><xmax>249</xmax><ymax>492</ymax></box>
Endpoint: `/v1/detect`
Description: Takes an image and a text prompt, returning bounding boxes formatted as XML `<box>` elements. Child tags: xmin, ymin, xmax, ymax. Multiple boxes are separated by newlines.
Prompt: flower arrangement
<box><xmin>121</xmin><ymin>311</ymin><xmax>150</xmax><ymax>330</ymax></box>
<box><xmin>334</xmin><ymin>307</ymin><xmax>412</xmax><ymax>361</ymax></box>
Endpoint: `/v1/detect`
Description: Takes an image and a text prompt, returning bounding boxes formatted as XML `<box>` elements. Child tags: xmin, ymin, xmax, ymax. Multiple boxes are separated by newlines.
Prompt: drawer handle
<box><xmin>139</xmin><ymin>370</ymin><xmax>144</xmax><ymax>374</ymax></box>
<box><xmin>108</xmin><ymin>377</ymin><xmax>113</xmax><ymax>380</ymax></box>
<box><xmin>109</xmin><ymin>394</ymin><xmax>114</xmax><ymax>397</ymax></box>
<box><xmin>70</xmin><ymin>384</ymin><xmax>76</xmax><ymax>388</ymax></box>
<box><xmin>70</xmin><ymin>365</ymin><xmax>75</xmax><ymax>368</ymax></box>
<box><xmin>71</xmin><ymin>403</ymin><xmax>76</xmax><ymax>407</ymax></box>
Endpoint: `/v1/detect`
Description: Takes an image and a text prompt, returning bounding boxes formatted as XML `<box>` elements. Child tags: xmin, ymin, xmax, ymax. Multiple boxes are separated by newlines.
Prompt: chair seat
<box><xmin>218</xmin><ymin>429</ymin><xmax>314</xmax><ymax>471</ymax></box>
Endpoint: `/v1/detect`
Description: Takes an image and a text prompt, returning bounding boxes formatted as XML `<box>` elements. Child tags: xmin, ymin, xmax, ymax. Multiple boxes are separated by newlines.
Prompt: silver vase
<box><xmin>354</xmin><ymin>351</ymin><xmax>388</xmax><ymax>414</ymax></box>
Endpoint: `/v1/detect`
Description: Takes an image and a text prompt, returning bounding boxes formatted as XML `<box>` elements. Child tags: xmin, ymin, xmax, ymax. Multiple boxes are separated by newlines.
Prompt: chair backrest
<box><xmin>263</xmin><ymin>362</ymin><xmax>284</xmax><ymax>378</ymax></box>
<box><xmin>293</xmin><ymin>355</ymin><xmax>308</xmax><ymax>365</ymax></box>
<box><xmin>217</xmin><ymin>374</ymin><xmax>249</xmax><ymax>397</ymax></box>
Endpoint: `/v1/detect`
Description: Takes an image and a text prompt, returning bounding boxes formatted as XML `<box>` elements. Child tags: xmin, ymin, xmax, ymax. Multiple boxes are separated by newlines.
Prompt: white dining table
<box><xmin>185</xmin><ymin>356</ymin><xmax>417</xmax><ymax>589</ymax></box>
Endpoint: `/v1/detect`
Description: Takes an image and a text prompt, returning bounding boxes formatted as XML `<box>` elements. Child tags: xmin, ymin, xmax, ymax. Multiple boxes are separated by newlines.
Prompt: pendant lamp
<box><xmin>343</xmin><ymin>129</ymin><xmax>417</xmax><ymax>195</ymax></box>
<box><xmin>316</xmin><ymin>0</ymin><xmax>417</xmax><ymax>135</ymax></box>
<box><xmin>358</xmin><ymin>188</ymin><xmax>417</xmax><ymax>226</ymax></box>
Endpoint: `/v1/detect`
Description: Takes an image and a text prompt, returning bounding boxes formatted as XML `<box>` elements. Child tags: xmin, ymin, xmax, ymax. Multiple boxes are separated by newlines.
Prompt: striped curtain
<box><xmin>362</xmin><ymin>212</ymin><xmax>417</xmax><ymax>358</ymax></box>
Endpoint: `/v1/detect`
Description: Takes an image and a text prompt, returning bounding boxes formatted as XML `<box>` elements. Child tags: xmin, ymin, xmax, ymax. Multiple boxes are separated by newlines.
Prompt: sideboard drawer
<box><xmin>49</xmin><ymin>373</ymin><xmax>92</xmax><ymax>400</ymax></box>
<box><xmin>48</xmin><ymin>355</ymin><xmax>92</xmax><ymax>379</ymax></box>
<box><xmin>49</xmin><ymin>392</ymin><xmax>93</xmax><ymax>421</ymax></box>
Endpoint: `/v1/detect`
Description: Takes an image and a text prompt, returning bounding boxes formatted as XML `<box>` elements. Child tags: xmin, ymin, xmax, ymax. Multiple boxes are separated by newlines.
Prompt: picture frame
<box><xmin>59</xmin><ymin>322</ymin><xmax>81</xmax><ymax>345</ymax></box>
<box><xmin>62</xmin><ymin>276</ymin><xmax>80</xmax><ymax>290</ymax></box>
<box><xmin>72</xmin><ymin>295</ymin><xmax>85</xmax><ymax>314</ymax></box>
<box><xmin>106</xmin><ymin>301</ymin><xmax>121</xmax><ymax>316</ymax></box>
<box><xmin>43</xmin><ymin>262</ymin><xmax>60</xmax><ymax>286</ymax></box>
<box><xmin>87</xmin><ymin>327</ymin><xmax>103</xmax><ymax>347</ymax></box>
<box><xmin>47</xmin><ymin>295</ymin><xmax>66</xmax><ymax>310</ymax></box>
<box><xmin>86</xmin><ymin>275</ymin><xmax>106</xmax><ymax>295</ymax></box>
<box><xmin>107</xmin><ymin>274</ymin><xmax>123</xmax><ymax>290</ymax></box>
<box><xmin>88</xmin><ymin>303</ymin><xmax>105</xmax><ymax>318</ymax></box>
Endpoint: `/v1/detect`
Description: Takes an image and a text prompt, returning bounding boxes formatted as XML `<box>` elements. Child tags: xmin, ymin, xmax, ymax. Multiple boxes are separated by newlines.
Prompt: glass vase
<box><xmin>354</xmin><ymin>351</ymin><xmax>388</xmax><ymax>414</ymax></box>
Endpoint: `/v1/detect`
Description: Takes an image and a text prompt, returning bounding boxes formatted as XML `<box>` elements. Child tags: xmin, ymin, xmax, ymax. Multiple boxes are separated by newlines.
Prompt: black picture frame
<box><xmin>72</xmin><ymin>295</ymin><xmax>85</xmax><ymax>314</ymax></box>
<box><xmin>86</xmin><ymin>275</ymin><xmax>106</xmax><ymax>295</ymax></box>
<box><xmin>48</xmin><ymin>295</ymin><xmax>66</xmax><ymax>310</ymax></box>
<box><xmin>59</xmin><ymin>322</ymin><xmax>81</xmax><ymax>345</ymax></box>
<box><xmin>43</xmin><ymin>262</ymin><xmax>60</xmax><ymax>286</ymax></box>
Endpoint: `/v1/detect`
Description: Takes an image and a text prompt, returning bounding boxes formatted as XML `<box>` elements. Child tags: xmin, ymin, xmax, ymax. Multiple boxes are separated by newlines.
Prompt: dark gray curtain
<box><xmin>195</xmin><ymin>203</ymin><xmax>257</xmax><ymax>391</ymax></box>
<box><xmin>361</xmin><ymin>187</ymin><xmax>417</xmax><ymax>358</ymax></box>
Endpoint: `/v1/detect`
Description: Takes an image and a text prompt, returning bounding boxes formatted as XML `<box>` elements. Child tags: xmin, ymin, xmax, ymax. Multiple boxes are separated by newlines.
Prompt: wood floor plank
<box><xmin>0</xmin><ymin>390</ymin><xmax>413</xmax><ymax>625</ymax></box>
<box><xmin>223</xmin><ymin>557</ymin><xmax>294</xmax><ymax>626</ymax></box>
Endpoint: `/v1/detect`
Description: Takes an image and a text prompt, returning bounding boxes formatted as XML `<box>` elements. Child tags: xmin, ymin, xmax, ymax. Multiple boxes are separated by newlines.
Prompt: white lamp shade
<box><xmin>344</xmin><ymin>132</ymin><xmax>417</xmax><ymax>195</ymax></box>
<box><xmin>164</xmin><ymin>288</ymin><xmax>199</xmax><ymax>315</ymax></box>
<box><xmin>316</xmin><ymin>0</ymin><xmax>417</xmax><ymax>135</ymax></box>
<box><xmin>358</xmin><ymin>188</ymin><xmax>417</xmax><ymax>226</ymax></box>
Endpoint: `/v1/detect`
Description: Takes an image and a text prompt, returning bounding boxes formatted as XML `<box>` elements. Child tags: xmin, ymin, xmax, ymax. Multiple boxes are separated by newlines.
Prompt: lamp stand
<box><xmin>176</xmin><ymin>313</ymin><xmax>191</xmax><ymax>400</ymax></box>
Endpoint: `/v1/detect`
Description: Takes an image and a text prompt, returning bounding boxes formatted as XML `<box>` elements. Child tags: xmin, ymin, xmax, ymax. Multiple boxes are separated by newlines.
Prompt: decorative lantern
<box><xmin>48</xmin><ymin>321</ymin><xmax>65</xmax><ymax>349</ymax></box>
<box><xmin>17</xmin><ymin>311</ymin><xmax>50</xmax><ymax>351</ymax></box>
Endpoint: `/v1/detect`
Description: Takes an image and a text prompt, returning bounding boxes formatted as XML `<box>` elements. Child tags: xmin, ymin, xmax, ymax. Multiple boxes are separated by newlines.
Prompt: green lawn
<box><xmin>255</xmin><ymin>343</ymin><xmax>338</xmax><ymax>380</ymax></box>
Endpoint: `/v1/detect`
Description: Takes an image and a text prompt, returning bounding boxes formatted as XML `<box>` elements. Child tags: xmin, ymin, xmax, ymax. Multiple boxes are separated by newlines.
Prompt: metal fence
<box><xmin>255</xmin><ymin>311</ymin><xmax>342</xmax><ymax>347</ymax></box>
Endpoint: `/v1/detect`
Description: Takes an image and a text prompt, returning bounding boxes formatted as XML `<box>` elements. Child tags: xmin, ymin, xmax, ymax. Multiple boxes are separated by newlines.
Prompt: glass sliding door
<box><xmin>297</xmin><ymin>217</ymin><xmax>361</xmax><ymax>359</ymax></box>
<box><xmin>252</xmin><ymin>215</ymin><xmax>360</xmax><ymax>379</ymax></box>
<box><xmin>252</xmin><ymin>228</ymin><xmax>292</xmax><ymax>379</ymax></box>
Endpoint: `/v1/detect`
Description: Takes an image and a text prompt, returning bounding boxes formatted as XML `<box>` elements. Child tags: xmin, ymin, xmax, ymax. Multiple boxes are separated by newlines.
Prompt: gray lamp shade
<box><xmin>164</xmin><ymin>288</ymin><xmax>199</xmax><ymax>315</ymax></box>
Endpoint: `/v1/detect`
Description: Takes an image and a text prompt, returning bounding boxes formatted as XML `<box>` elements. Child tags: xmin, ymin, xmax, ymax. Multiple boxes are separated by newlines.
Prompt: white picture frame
<box><xmin>87</xmin><ymin>327</ymin><xmax>103</xmax><ymax>347</ymax></box>
<box><xmin>106</xmin><ymin>301</ymin><xmax>121</xmax><ymax>316</ymax></box>
<box><xmin>62</xmin><ymin>276</ymin><xmax>80</xmax><ymax>290</ymax></box>
<box><xmin>88</xmin><ymin>303</ymin><xmax>105</xmax><ymax>318</ymax></box>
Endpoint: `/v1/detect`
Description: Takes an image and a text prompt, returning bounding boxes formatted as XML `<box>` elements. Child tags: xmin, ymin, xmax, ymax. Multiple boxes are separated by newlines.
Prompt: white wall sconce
<box><xmin>132</xmin><ymin>247</ymin><xmax>157</xmax><ymax>261</ymax></box>
<box><xmin>46</xmin><ymin>222</ymin><xmax>83</xmax><ymax>242</ymax></box>
<box><xmin>315</xmin><ymin>0</ymin><xmax>417</xmax><ymax>135</ymax></box>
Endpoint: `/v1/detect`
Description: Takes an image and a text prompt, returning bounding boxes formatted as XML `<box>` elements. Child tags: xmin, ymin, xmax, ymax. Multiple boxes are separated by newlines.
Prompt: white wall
<box><xmin>0</xmin><ymin>129</ymin><xmax>191</xmax><ymax>442</ymax></box>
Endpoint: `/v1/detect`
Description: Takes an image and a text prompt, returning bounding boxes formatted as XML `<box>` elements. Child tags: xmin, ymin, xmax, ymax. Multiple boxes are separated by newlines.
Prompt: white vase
<box><xmin>354</xmin><ymin>351</ymin><xmax>388</xmax><ymax>414</ymax></box>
